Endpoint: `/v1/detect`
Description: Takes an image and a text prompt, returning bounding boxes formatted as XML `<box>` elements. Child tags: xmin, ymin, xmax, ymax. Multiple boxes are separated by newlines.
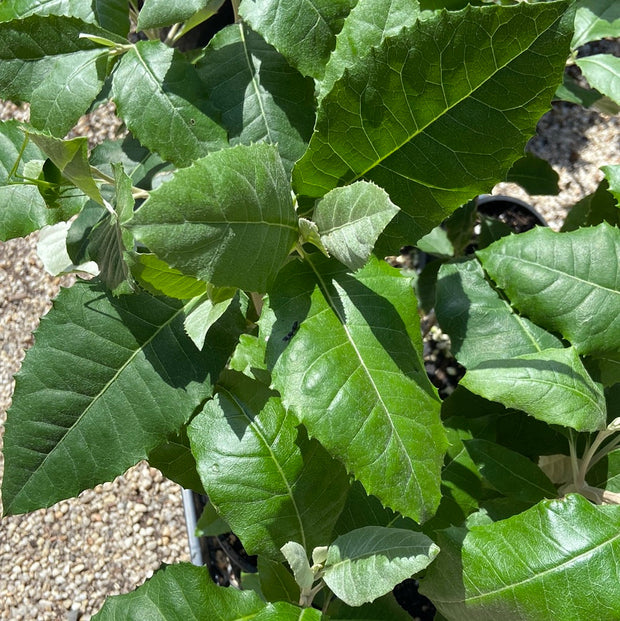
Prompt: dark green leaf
<box><xmin>461</xmin><ymin>347</ymin><xmax>607</xmax><ymax>432</ymax></box>
<box><xmin>319</xmin><ymin>0</ymin><xmax>421</xmax><ymax>101</ymax></box>
<box><xmin>435</xmin><ymin>259</ymin><xmax>562</xmax><ymax>369</ymax></box>
<box><xmin>327</xmin><ymin>592</ymin><xmax>414</xmax><ymax>621</ymax></box>
<box><xmin>506</xmin><ymin>153</ymin><xmax>559</xmax><ymax>196</ymax></box>
<box><xmin>464</xmin><ymin>439</ymin><xmax>557</xmax><ymax>504</ymax></box>
<box><xmin>0</xmin><ymin>1</ymin><xmax>130</xmax><ymax>36</ymax></box>
<box><xmin>189</xmin><ymin>371</ymin><xmax>350</xmax><ymax>559</ymax></box>
<box><xmin>239</xmin><ymin>0</ymin><xmax>356</xmax><ymax>80</ymax></box>
<box><xmin>268</xmin><ymin>255</ymin><xmax>446</xmax><ymax>523</ymax></box>
<box><xmin>313</xmin><ymin>181</ymin><xmax>399</xmax><ymax>271</ymax></box>
<box><xmin>477</xmin><ymin>223</ymin><xmax>620</xmax><ymax>356</ymax></box>
<box><xmin>184</xmin><ymin>290</ymin><xmax>236</xmax><ymax>350</ymax></box>
<box><xmin>2</xmin><ymin>281</ymin><xmax>241</xmax><ymax>515</ymax></box>
<box><xmin>148</xmin><ymin>427</ymin><xmax>205</xmax><ymax>494</ymax></box>
<box><xmin>323</xmin><ymin>526</ymin><xmax>439</xmax><ymax>606</ymax></box>
<box><xmin>196</xmin><ymin>23</ymin><xmax>315</xmax><ymax>174</ymax></box>
<box><xmin>602</xmin><ymin>165</ymin><xmax>620</xmax><ymax>205</ymax></box>
<box><xmin>294</xmin><ymin>1</ymin><xmax>573</xmax><ymax>249</ymax></box>
<box><xmin>93</xmin><ymin>563</ymin><xmax>265</xmax><ymax>620</ymax></box>
<box><xmin>561</xmin><ymin>178</ymin><xmax>620</xmax><ymax>230</ymax></box>
<box><xmin>257</xmin><ymin>556</ymin><xmax>300</xmax><ymax>606</ymax></box>
<box><xmin>420</xmin><ymin>495</ymin><xmax>620</xmax><ymax>620</ymax></box>
<box><xmin>111</xmin><ymin>40</ymin><xmax>227</xmax><ymax>167</ymax></box>
<box><xmin>195</xmin><ymin>501</ymin><xmax>230</xmax><ymax>536</ymax></box>
<box><xmin>129</xmin><ymin>143</ymin><xmax>298</xmax><ymax>293</ymax></box>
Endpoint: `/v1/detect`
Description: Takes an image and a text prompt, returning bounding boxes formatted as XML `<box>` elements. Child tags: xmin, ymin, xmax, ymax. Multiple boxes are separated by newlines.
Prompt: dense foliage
<box><xmin>1</xmin><ymin>0</ymin><xmax>619</xmax><ymax>619</ymax></box>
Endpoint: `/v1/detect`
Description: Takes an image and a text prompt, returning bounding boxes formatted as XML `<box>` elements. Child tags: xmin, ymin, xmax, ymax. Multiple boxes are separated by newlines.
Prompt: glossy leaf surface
<box><xmin>477</xmin><ymin>223</ymin><xmax>620</xmax><ymax>356</ymax></box>
<box><xmin>421</xmin><ymin>495</ymin><xmax>620</xmax><ymax>621</ymax></box>
<box><xmin>196</xmin><ymin>23</ymin><xmax>315</xmax><ymax>174</ymax></box>
<box><xmin>323</xmin><ymin>526</ymin><xmax>439</xmax><ymax>606</ymax></box>
<box><xmin>2</xmin><ymin>281</ymin><xmax>240</xmax><ymax>514</ymax></box>
<box><xmin>268</xmin><ymin>255</ymin><xmax>445</xmax><ymax>522</ymax></box>
<box><xmin>294</xmin><ymin>1</ymin><xmax>573</xmax><ymax>247</ymax></box>
<box><xmin>189</xmin><ymin>371</ymin><xmax>349</xmax><ymax>559</ymax></box>
<box><xmin>129</xmin><ymin>143</ymin><xmax>297</xmax><ymax>292</ymax></box>
<box><xmin>461</xmin><ymin>347</ymin><xmax>607</xmax><ymax>432</ymax></box>
<box><xmin>112</xmin><ymin>41</ymin><xmax>227</xmax><ymax>167</ymax></box>
<box><xmin>577</xmin><ymin>54</ymin><xmax>620</xmax><ymax>105</ymax></box>
<box><xmin>239</xmin><ymin>0</ymin><xmax>356</xmax><ymax>80</ymax></box>
<box><xmin>435</xmin><ymin>259</ymin><xmax>562</xmax><ymax>369</ymax></box>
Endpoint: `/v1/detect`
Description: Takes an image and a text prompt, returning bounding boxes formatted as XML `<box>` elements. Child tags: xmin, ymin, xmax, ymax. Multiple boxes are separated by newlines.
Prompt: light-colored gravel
<box><xmin>1</xmin><ymin>87</ymin><xmax>619</xmax><ymax>620</ymax></box>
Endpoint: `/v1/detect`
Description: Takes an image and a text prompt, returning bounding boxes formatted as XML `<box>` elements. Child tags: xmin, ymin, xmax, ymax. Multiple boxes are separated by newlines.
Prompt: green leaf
<box><xmin>255</xmin><ymin>602</ymin><xmax>322</xmax><ymax>621</ymax></box>
<box><xmin>25</xmin><ymin>129</ymin><xmax>104</xmax><ymax>204</ymax></box>
<box><xmin>29</xmin><ymin>49</ymin><xmax>111</xmax><ymax>136</ymax></box>
<box><xmin>111</xmin><ymin>40</ymin><xmax>227</xmax><ymax>167</ymax></box>
<box><xmin>189</xmin><ymin>371</ymin><xmax>350</xmax><ymax>559</ymax></box>
<box><xmin>129</xmin><ymin>143</ymin><xmax>298</xmax><ymax>293</ymax></box>
<box><xmin>229</xmin><ymin>334</ymin><xmax>271</xmax><ymax>385</ymax></box>
<box><xmin>183</xmin><ymin>290</ymin><xmax>235</xmax><ymax>350</ymax></box>
<box><xmin>148</xmin><ymin>427</ymin><xmax>206</xmax><ymax>495</ymax></box>
<box><xmin>477</xmin><ymin>223</ymin><xmax>620</xmax><ymax>357</ymax></box>
<box><xmin>318</xmin><ymin>0</ymin><xmax>421</xmax><ymax>101</ymax></box>
<box><xmin>461</xmin><ymin>347</ymin><xmax>607</xmax><ymax>433</ymax></box>
<box><xmin>464</xmin><ymin>439</ymin><xmax>557</xmax><ymax>504</ymax></box>
<box><xmin>36</xmin><ymin>221</ymin><xmax>99</xmax><ymax>276</ymax></box>
<box><xmin>601</xmin><ymin>165</ymin><xmax>620</xmax><ymax>205</ymax></box>
<box><xmin>138</xmin><ymin>0</ymin><xmax>222</xmax><ymax>29</ymax></box>
<box><xmin>239</xmin><ymin>0</ymin><xmax>356</xmax><ymax>80</ymax></box>
<box><xmin>416</xmin><ymin>226</ymin><xmax>454</xmax><ymax>258</ymax></box>
<box><xmin>195</xmin><ymin>23</ymin><xmax>315</xmax><ymax>175</ymax></box>
<box><xmin>327</xmin><ymin>592</ymin><xmax>414</xmax><ymax>621</ymax></box>
<box><xmin>195</xmin><ymin>501</ymin><xmax>230</xmax><ymax>536</ymax></box>
<box><xmin>268</xmin><ymin>255</ymin><xmax>446</xmax><ymax>523</ymax></box>
<box><xmin>1</xmin><ymin>281</ymin><xmax>241</xmax><ymax>515</ymax></box>
<box><xmin>506</xmin><ymin>153</ymin><xmax>559</xmax><ymax>196</ymax></box>
<box><xmin>258</xmin><ymin>556</ymin><xmax>300</xmax><ymax>605</ymax></box>
<box><xmin>323</xmin><ymin>526</ymin><xmax>439</xmax><ymax>607</ymax></box>
<box><xmin>128</xmin><ymin>253</ymin><xmax>207</xmax><ymax>299</ymax></box>
<box><xmin>572</xmin><ymin>0</ymin><xmax>620</xmax><ymax>49</ymax></box>
<box><xmin>420</xmin><ymin>495</ymin><xmax>620</xmax><ymax>621</ymax></box>
<box><xmin>577</xmin><ymin>54</ymin><xmax>620</xmax><ymax>105</ymax></box>
<box><xmin>435</xmin><ymin>259</ymin><xmax>562</xmax><ymax>369</ymax></box>
<box><xmin>0</xmin><ymin>1</ymin><xmax>130</xmax><ymax>36</ymax></box>
<box><xmin>314</xmin><ymin>181</ymin><xmax>399</xmax><ymax>271</ymax></box>
<box><xmin>561</xmin><ymin>178</ymin><xmax>620</xmax><ymax>230</ymax></box>
<box><xmin>90</xmin><ymin>134</ymin><xmax>170</xmax><ymax>190</ymax></box>
<box><xmin>93</xmin><ymin>563</ymin><xmax>265</xmax><ymax>620</ymax></box>
<box><xmin>294</xmin><ymin>1</ymin><xmax>573</xmax><ymax>249</ymax></box>
<box><xmin>0</xmin><ymin>121</ymin><xmax>81</xmax><ymax>239</ymax></box>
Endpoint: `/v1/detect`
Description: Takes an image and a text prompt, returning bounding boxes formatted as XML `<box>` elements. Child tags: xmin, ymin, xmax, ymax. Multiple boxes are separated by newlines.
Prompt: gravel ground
<box><xmin>1</xmin><ymin>89</ymin><xmax>619</xmax><ymax>620</ymax></box>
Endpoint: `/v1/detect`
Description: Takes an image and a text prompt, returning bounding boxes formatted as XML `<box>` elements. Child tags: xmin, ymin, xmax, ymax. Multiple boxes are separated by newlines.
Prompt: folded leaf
<box><xmin>268</xmin><ymin>255</ymin><xmax>445</xmax><ymax>523</ymax></box>
<box><xmin>435</xmin><ymin>259</ymin><xmax>562</xmax><ymax>369</ymax></box>
<box><xmin>189</xmin><ymin>371</ymin><xmax>349</xmax><ymax>559</ymax></box>
<box><xmin>2</xmin><ymin>281</ymin><xmax>241</xmax><ymax>515</ymax></box>
<box><xmin>420</xmin><ymin>495</ymin><xmax>620</xmax><ymax>621</ymax></box>
<box><xmin>239</xmin><ymin>0</ymin><xmax>356</xmax><ymax>80</ymax></box>
<box><xmin>461</xmin><ymin>347</ymin><xmax>607</xmax><ymax>432</ymax></box>
<box><xmin>111</xmin><ymin>40</ymin><xmax>227</xmax><ymax>167</ymax></box>
<box><xmin>314</xmin><ymin>181</ymin><xmax>399</xmax><ymax>271</ymax></box>
<box><xmin>196</xmin><ymin>23</ymin><xmax>315</xmax><ymax>174</ymax></box>
<box><xmin>477</xmin><ymin>223</ymin><xmax>620</xmax><ymax>356</ymax></box>
<box><xmin>294</xmin><ymin>1</ymin><xmax>573</xmax><ymax>248</ymax></box>
<box><xmin>323</xmin><ymin>526</ymin><xmax>439</xmax><ymax>606</ymax></box>
<box><xmin>93</xmin><ymin>563</ymin><xmax>265</xmax><ymax>620</ymax></box>
<box><xmin>129</xmin><ymin>143</ymin><xmax>298</xmax><ymax>293</ymax></box>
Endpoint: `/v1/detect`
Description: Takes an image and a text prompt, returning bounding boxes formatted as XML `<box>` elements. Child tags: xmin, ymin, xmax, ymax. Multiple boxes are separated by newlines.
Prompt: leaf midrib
<box><xmin>8</xmin><ymin>295</ymin><xmax>188</xmax><ymax>511</ymax></box>
<box><xmin>347</xmin><ymin>5</ymin><xmax>565</xmax><ymax>185</ymax></box>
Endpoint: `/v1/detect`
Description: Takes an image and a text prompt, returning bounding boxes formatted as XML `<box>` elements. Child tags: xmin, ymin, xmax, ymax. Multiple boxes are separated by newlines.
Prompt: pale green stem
<box><xmin>8</xmin><ymin>135</ymin><xmax>29</xmax><ymax>181</ymax></box>
<box><xmin>231</xmin><ymin>0</ymin><xmax>241</xmax><ymax>22</ymax></box>
<box><xmin>164</xmin><ymin>22</ymin><xmax>182</xmax><ymax>46</ymax></box>
<box><xmin>577</xmin><ymin>428</ymin><xmax>617</xmax><ymax>487</ymax></box>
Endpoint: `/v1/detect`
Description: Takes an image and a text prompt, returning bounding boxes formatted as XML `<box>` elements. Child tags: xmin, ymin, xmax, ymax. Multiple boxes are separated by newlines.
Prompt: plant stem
<box><xmin>231</xmin><ymin>0</ymin><xmax>241</xmax><ymax>22</ymax></box>
<box><xmin>163</xmin><ymin>23</ymin><xmax>181</xmax><ymax>46</ymax></box>
<box><xmin>8</xmin><ymin>135</ymin><xmax>29</xmax><ymax>181</ymax></box>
